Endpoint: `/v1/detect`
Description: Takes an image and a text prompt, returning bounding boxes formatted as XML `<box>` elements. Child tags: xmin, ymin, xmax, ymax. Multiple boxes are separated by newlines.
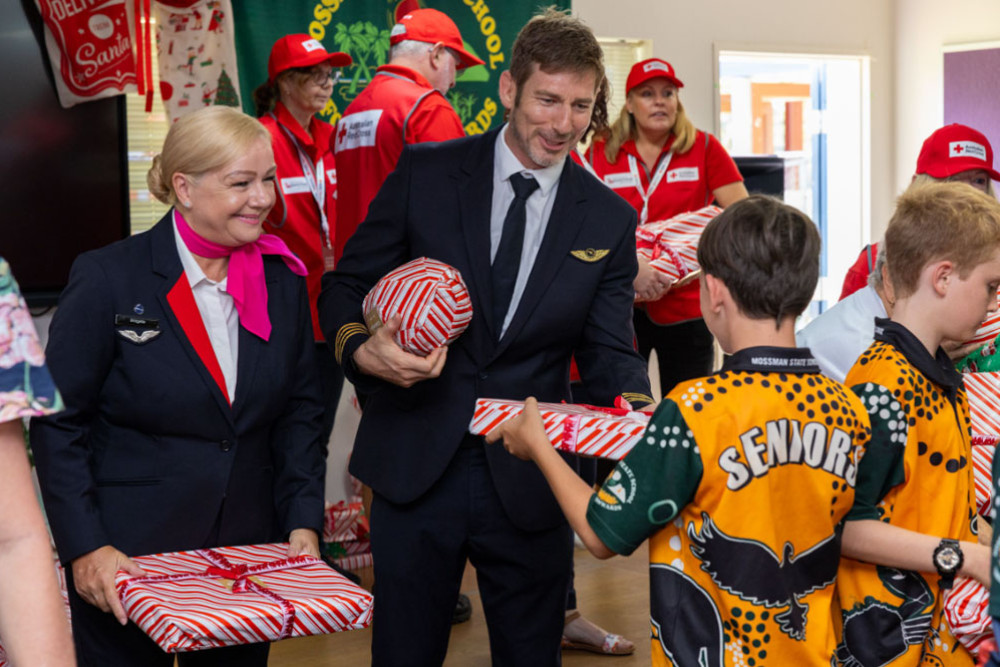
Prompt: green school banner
<box><xmin>232</xmin><ymin>0</ymin><xmax>570</xmax><ymax>135</ymax></box>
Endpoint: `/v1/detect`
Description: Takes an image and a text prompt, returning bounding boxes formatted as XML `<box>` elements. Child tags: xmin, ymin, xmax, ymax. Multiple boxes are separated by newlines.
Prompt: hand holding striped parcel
<box><xmin>115</xmin><ymin>543</ymin><xmax>372</xmax><ymax>653</ymax></box>
<box><xmin>363</xmin><ymin>257</ymin><xmax>473</xmax><ymax>356</ymax></box>
<box><xmin>469</xmin><ymin>399</ymin><xmax>650</xmax><ymax>461</ymax></box>
<box><xmin>635</xmin><ymin>205</ymin><xmax>722</xmax><ymax>288</ymax></box>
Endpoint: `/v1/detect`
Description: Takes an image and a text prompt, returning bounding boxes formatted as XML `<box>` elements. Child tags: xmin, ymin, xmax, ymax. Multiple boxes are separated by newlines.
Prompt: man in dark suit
<box><xmin>320</xmin><ymin>9</ymin><xmax>653</xmax><ymax>666</ymax></box>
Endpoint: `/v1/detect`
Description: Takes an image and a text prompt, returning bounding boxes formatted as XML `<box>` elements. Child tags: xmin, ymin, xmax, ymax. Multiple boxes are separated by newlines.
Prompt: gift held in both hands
<box><xmin>363</xmin><ymin>257</ymin><xmax>473</xmax><ymax>356</ymax></box>
<box><xmin>635</xmin><ymin>205</ymin><xmax>722</xmax><ymax>287</ymax></box>
<box><xmin>469</xmin><ymin>399</ymin><xmax>650</xmax><ymax>460</ymax></box>
<box><xmin>115</xmin><ymin>543</ymin><xmax>373</xmax><ymax>653</ymax></box>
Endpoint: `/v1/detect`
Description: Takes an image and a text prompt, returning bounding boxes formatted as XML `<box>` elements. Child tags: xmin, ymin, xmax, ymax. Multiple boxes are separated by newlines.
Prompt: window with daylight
<box><xmin>598</xmin><ymin>37</ymin><xmax>653</xmax><ymax>132</ymax></box>
<box><xmin>125</xmin><ymin>17</ymin><xmax>171</xmax><ymax>235</ymax></box>
<box><xmin>718</xmin><ymin>50</ymin><xmax>871</xmax><ymax>321</ymax></box>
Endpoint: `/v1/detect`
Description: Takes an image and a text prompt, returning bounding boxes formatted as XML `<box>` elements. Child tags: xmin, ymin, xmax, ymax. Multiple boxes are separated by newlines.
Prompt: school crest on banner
<box><xmin>232</xmin><ymin>0</ymin><xmax>570</xmax><ymax>133</ymax></box>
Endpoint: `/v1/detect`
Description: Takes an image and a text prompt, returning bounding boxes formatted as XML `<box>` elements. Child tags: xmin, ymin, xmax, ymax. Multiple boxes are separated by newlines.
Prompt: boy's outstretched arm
<box><xmin>842</xmin><ymin>518</ymin><xmax>990</xmax><ymax>585</ymax></box>
<box><xmin>485</xmin><ymin>398</ymin><xmax>616</xmax><ymax>559</ymax></box>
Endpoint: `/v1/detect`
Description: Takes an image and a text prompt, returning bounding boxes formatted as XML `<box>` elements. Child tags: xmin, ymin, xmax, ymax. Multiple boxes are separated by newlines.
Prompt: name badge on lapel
<box><xmin>570</xmin><ymin>248</ymin><xmax>610</xmax><ymax>263</ymax></box>
<box><xmin>115</xmin><ymin>314</ymin><xmax>161</xmax><ymax>345</ymax></box>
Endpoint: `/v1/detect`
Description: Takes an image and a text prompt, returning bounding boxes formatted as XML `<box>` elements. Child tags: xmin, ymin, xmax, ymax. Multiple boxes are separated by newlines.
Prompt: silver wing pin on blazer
<box><xmin>117</xmin><ymin>329</ymin><xmax>161</xmax><ymax>344</ymax></box>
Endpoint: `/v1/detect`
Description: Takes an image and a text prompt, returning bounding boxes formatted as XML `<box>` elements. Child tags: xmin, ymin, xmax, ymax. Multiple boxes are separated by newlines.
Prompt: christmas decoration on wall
<box><xmin>154</xmin><ymin>0</ymin><xmax>240</xmax><ymax>123</ymax></box>
<box><xmin>33</xmin><ymin>0</ymin><xmax>138</xmax><ymax>108</ymax></box>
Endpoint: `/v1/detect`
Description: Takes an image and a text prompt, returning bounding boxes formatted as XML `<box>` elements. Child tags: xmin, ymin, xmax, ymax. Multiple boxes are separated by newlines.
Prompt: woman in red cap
<box><xmin>253</xmin><ymin>35</ymin><xmax>352</xmax><ymax>449</ymax></box>
<box><xmin>839</xmin><ymin>123</ymin><xmax>1000</xmax><ymax>300</ymax></box>
<box><xmin>585</xmin><ymin>58</ymin><xmax>747</xmax><ymax>399</ymax></box>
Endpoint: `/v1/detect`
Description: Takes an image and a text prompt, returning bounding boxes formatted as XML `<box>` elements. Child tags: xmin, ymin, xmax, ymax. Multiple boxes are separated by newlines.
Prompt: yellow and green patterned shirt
<box><xmin>588</xmin><ymin>346</ymin><xmax>870</xmax><ymax>667</ymax></box>
<box><xmin>836</xmin><ymin>318</ymin><xmax>976</xmax><ymax>667</ymax></box>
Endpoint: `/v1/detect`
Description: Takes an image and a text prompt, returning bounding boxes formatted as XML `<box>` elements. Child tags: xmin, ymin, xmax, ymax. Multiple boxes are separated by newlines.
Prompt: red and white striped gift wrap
<box><xmin>971</xmin><ymin>436</ymin><xmax>996</xmax><ymax>518</ymax></box>
<box><xmin>468</xmin><ymin>399</ymin><xmax>650</xmax><ymax>460</ymax></box>
<box><xmin>322</xmin><ymin>499</ymin><xmax>367</xmax><ymax>544</ymax></box>
<box><xmin>635</xmin><ymin>206</ymin><xmax>722</xmax><ymax>286</ymax></box>
<box><xmin>966</xmin><ymin>372</ymin><xmax>1000</xmax><ymax>437</ymax></box>
<box><xmin>363</xmin><ymin>257</ymin><xmax>473</xmax><ymax>356</ymax></box>
<box><xmin>115</xmin><ymin>543</ymin><xmax>373</xmax><ymax>653</ymax></box>
<box><xmin>944</xmin><ymin>577</ymin><xmax>993</xmax><ymax>657</ymax></box>
<box><xmin>963</xmin><ymin>289</ymin><xmax>1000</xmax><ymax>349</ymax></box>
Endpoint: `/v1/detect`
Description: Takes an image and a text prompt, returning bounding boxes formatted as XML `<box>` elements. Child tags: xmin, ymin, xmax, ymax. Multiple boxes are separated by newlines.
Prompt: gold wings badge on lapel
<box><xmin>570</xmin><ymin>248</ymin><xmax>610</xmax><ymax>263</ymax></box>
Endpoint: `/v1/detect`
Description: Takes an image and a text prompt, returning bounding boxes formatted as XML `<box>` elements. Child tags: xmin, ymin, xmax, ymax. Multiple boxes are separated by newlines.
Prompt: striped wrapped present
<box><xmin>963</xmin><ymin>292</ymin><xmax>1000</xmax><ymax>349</ymax></box>
<box><xmin>636</xmin><ymin>206</ymin><xmax>722</xmax><ymax>287</ymax></box>
<box><xmin>322</xmin><ymin>499</ymin><xmax>367</xmax><ymax>544</ymax></box>
<box><xmin>115</xmin><ymin>543</ymin><xmax>373</xmax><ymax>653</ymax></box>
<box><xmin>944</xmin><ymin>577</ymin><xmax>993</xmax><ymax>657</ymax></box>
<box><xmin>970</xmin><ymin>435</ymin><xmax>996</xmax><ymax>518</ymax></box>
<box><xmin>966</xmin><ymin>372</ymin><xmax>1000</xmax><ymax>437</ymax></box>
<box><xmin>469</xmin><ymin>399</ymin><xmax>650</xmax><ymax>461</ymax></box>
<box><xmin>363</xmin><ymin>257</ymin><xmax>473</xmax><ymax>356</ymax></box>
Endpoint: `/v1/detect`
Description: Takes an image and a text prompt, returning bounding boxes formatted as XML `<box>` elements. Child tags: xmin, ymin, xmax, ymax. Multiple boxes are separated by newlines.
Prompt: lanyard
<box><xmin>627</xmin><ymin>150</ymin><xmax>673</xmax><ymax>225</ymax></box>
<box><xmin>275</xmin><ymin>117</ymin><xmax>332</xmax><ymax>250</ymax></box>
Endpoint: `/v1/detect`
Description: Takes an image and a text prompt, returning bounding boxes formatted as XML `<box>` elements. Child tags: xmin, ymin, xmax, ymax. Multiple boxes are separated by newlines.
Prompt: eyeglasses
<box><xmin>295</xmin><ymin>67</ymin><xmax>341</xmax><ymax>86</ymax></box>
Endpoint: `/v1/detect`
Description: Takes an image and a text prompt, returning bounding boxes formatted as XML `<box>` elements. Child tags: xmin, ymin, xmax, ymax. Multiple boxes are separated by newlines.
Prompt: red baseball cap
<box><xmin>915</xmin><ymin>123</ymin><xmax>1000</xmax><ymax>182</ymax></box>
<box><xmin>268</xmin><ymin>34</ymin><xmax>352</xmax><ymax>82</ymax></box>
<box><xmin>389</xmin><ymin>9</ymin><xmax>484</xmax><ymax>70</ymax></box>
<box><xmin>626</xmin><ymin>58</ymin><xmax>684</xmax><ymax>96</ymax></box>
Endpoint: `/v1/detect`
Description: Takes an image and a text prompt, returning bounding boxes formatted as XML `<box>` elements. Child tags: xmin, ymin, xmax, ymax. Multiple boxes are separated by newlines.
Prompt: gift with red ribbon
<box><xmin>115</xmin><ymin>543</ymin><xmax>372</xmax><ymax>652</ymax></box>
<box><xmin>635</xmin><ymin>206</ymin><xmax>722</xmax><ymax>286</ymax></box>
<box><xmin>468</xmin><ymin>398</ymin><xmax>650</xmax><ymax>460</ymax></box>
<box><xmin>363</xmin><ymin>257</ymin><xmax>473</xmax><ymax>356</ymax></box>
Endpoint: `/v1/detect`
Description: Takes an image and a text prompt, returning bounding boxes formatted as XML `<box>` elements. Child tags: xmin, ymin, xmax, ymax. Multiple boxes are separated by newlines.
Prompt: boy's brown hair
<box><xmin>508</xmin><ymin>6</ymin><xmax>608</xmax><ymax>139</ymax></box>
<box><xmin>885</xmin><ymin>181</ymin><xmax>1000</xmax><ymax>298</ymax></box>
<box><xmin>697</xmin><ymin>195</ymin><xmax>820</xmax><ymax>324</ymax></box>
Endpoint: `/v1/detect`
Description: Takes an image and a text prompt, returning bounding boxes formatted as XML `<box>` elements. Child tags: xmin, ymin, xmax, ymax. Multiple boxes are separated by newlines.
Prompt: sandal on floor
<box><xmin>561</xmin><ymin>610</ymin><xmax>635</xmax><ymax>656</ymax></box>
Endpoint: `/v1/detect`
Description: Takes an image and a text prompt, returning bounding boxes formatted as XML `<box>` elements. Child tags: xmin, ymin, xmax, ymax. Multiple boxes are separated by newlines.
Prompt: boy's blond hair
<box><xmin>885</xmin><ymin>181</ymin><xmax>1000</xmax><ymax>298</ymax></box>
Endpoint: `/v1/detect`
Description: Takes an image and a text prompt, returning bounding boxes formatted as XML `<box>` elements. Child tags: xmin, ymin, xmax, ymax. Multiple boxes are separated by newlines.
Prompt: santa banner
<box><xmin>34</xmin><ymin>0</ymin><xmax>138</xmax><ymax>108</ymax></box>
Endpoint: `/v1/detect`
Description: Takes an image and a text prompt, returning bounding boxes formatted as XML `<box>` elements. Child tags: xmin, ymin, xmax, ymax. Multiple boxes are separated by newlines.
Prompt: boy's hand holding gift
<box><xmin>484</xmin><ymin>397</ymin><xmax>550</xmax><ymax>462</ymax></box>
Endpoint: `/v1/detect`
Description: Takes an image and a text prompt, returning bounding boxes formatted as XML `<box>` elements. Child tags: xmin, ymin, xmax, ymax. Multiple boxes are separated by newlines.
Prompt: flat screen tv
<box><xmin>3</xmin><ymin>0</ymin><xmax>129</xmax><ymax>307</ymax></box>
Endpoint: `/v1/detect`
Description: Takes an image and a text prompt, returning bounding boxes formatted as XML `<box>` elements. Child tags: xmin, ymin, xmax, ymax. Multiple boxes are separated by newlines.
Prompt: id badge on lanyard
<box><xmin>628</xmin><ymin>151</ymin><xmax>673</xmax><ymax>225</ymax></box>
<box><xmin>277</xmin><ymin>120</ymin><xmax>333</xmax><ymax>266</ymax></box>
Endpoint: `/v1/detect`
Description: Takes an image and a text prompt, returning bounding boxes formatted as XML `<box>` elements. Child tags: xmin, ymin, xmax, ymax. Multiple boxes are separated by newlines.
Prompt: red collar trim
<box><xmin>274</xmin><ymin>102</ymin><xmax>333</xmax><ymax>152</ymax></box>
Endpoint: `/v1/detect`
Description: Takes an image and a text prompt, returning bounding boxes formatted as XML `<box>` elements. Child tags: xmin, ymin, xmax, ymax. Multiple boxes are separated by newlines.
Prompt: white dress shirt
<box><xmin>796</xmin><ymin>285</ymin><xmax>887</xmax><ymax>383</ymax></box>
<box><xmin>173</xmin><ymin>214</ymin><xmax>239</xmax><ymax>400</ymax></box>
<box><xmin>490</xmin><ymin>124</ymin><xmax>565</xmax><ymax>337</ymax></box>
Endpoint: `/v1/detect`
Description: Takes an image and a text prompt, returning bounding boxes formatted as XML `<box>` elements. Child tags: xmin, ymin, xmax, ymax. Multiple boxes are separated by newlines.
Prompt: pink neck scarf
<box><xmin>174</xmin><ymin>210</ymin><xmax>307</xmax><ymax>341</ymax></box>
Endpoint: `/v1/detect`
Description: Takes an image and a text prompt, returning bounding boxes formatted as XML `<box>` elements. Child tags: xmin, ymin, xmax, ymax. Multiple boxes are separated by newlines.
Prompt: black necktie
<box><xmin>492</xmin><ymin>172</ymin><xmax>539</xmax><ymax>337</ymax></box>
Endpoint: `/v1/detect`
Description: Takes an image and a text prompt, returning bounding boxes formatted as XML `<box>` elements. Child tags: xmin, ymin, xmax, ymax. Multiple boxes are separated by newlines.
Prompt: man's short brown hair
<box><xmin>885</xmin><ymin>181</ymin><xmax>1000</xmax><ymax>298</ymax></box>
<box><xmin>508</xmin><ymin>6</ymin><xmax>608</xmax><ymax>138</ymax></box>
<box><xmin>697</xmin><ymin>196</ymin><xmax>821</xmax><ymax>324</ymax></box>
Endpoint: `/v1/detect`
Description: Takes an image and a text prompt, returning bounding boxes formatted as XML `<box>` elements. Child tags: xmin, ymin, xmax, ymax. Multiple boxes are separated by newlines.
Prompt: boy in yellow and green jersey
<box><xmin>488</xmin><ymin>195</ymin><xmax>871</xmax><ymax>666</ymax></box>
<box><xmin>835</xmin><ymin>181</ymin><xmax>1000</xmax><ymax>667</ymax></box>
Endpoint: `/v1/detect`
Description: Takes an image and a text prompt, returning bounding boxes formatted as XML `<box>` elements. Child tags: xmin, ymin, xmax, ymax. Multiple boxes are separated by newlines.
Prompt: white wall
<box><xmin>894</xmin><ymin>0</ymin><xmax>1000</xmax><ymax>203</ymax></box>
<box><xmin>574</xmin><ymin>0</ymin><xmax>896</xmax><ymax>239</ymax></box>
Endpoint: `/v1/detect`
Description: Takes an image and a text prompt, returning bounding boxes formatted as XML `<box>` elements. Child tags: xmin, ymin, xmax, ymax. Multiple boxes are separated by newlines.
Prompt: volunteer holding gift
<box><xmin>587</xmin><ymin>58</ymin><xmax>748</xmax><ymax>395</ymax></box>
<box><xmin>31</xmin><ymin>106</ymin><xmax>326</xmax><ymax>667</ymax></box>
<box><xmin>253</xmin><ymin>35</ymin><xmax>353</xmax><ymax>445</ymax></box>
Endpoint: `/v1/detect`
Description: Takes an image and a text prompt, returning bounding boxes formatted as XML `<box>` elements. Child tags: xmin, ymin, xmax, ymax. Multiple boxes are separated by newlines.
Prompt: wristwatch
<box><xmin>932</xmin><ymin>538</ymin><xmax>963</xmax><ymax>589</ymax></box>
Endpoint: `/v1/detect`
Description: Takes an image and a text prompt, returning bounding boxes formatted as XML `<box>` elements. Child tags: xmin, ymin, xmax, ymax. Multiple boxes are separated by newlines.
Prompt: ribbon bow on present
<box><xmin>635</xmin><ymin>232</ymin><xmax>692</xmax><ymax>282</ymax></box>
<box><xmin>118</xmin><ymin>549</ymin><xmax>319</xmax><ymax>640</ymax></box>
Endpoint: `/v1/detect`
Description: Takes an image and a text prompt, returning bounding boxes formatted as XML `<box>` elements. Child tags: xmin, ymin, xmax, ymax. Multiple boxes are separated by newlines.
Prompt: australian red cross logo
<box><xmin>950</xmin><ymin>141</ymin><xmax>987</xmax><ymax>161</ymax></box>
